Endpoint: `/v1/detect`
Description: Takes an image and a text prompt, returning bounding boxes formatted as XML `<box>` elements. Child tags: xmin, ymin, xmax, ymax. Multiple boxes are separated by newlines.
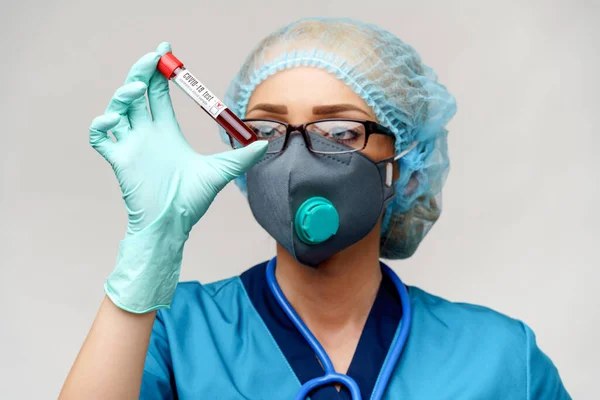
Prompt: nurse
<box><xmin>60</xmin><ymin>18</ymin><xmax>570</xmax><ymax>399</ymax></box>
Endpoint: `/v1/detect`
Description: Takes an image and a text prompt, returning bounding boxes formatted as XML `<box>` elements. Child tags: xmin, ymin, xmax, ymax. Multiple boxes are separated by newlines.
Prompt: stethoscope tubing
<box><xmin>266</xmin><ymin>258</ymin><xmax>412</xmax><ymax>400</ymax></box>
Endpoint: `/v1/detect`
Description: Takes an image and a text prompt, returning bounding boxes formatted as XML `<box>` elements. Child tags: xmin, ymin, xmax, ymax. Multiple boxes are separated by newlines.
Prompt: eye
<box><xmin>327</xmin><ymin>126</ymin><xmax>362</xmax><ymax>141</ymax></box>
<box><xmin>245</xmin><ymin>121</ymin><xmax>285</xmax><ymax>140</ymax></box>
<box><xmin>308</xmin><ymin>121</ymin><xmax>366</xmax><ymax>147</ymax></box>
<box><xmin>255</xmin><ymin>126</ymin><xmax>278</xmax><ymax>139</ymax></box>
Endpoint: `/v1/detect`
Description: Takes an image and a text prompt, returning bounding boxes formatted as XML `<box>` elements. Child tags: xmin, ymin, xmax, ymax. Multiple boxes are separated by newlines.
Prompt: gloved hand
<box><xmin>89</xmin><ymin>42</ymin><xmax>267</xmax><ymax>313</ymax></box>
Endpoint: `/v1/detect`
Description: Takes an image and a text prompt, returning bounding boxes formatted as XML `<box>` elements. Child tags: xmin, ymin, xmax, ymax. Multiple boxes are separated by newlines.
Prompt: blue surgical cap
<box><xmin>220</xmin><ymin>17</ymin><xmax>457</xmax><ymax>259</ymax></box>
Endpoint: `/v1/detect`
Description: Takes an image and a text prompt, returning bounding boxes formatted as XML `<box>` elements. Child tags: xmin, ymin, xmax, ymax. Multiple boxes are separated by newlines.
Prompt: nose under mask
<box><xmin>246</xmin><ymin>133</ymin><xmax>396</xmax><ymax>267</ymax></box>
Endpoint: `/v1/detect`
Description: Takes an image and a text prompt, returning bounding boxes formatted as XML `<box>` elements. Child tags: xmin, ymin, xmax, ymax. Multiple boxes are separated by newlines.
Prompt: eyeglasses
<box><xmin>229</xmin><ymin>118</ymin><xmax>395</xmax><ymax>155</ymax></box>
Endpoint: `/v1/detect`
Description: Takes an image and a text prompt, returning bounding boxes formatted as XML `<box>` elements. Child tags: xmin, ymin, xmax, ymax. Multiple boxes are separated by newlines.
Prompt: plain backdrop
<box><xmin>1</xmin><ymin>0</ymin><xmax>598</xmax><ymax>398</ymax></box>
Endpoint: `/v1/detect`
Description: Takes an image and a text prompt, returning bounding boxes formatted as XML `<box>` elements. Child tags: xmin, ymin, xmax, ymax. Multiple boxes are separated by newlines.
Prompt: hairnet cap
<box><xmin>220</xmin><ymin>17</ymin><xmax>457</xmax><ymax>259</ymax></box>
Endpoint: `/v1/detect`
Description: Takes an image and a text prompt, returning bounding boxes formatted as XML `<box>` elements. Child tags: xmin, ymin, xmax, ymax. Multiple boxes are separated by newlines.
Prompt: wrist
<box><xmin>106</xmin><ymin>208</ymin><xmax>190</xmax><ymax>314</ymax></box>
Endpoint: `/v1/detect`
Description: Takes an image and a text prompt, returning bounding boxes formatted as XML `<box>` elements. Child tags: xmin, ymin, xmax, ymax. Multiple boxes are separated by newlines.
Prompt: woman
<box><xmin>60</xmin><ymin>18</ymin><xmax>570</xmax><ymax>399</ymax></box>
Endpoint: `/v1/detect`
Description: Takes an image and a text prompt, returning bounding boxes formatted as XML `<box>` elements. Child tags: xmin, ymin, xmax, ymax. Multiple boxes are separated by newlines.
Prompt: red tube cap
<box><xmin>157</xmin><ymin>52</ymin><xmax>183</xmax><ymax>79</ymax></box>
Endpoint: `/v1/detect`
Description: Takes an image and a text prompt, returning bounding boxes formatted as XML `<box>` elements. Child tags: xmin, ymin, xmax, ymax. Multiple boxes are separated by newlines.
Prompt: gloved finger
<box><xmin>148</xmin><ymin>70</ymin><xmax>175</xmax><ymax>123</ymax></box>
<box><xmin>204</xmin><ymin>141</ymin><xmax>268</xmax><ymax>189</ymax></box>
<box><xmin>124</xmin><ymin>51</ymin><xmax>162</xmax><ymax>85</ymax></box>
<box><xmin>155</xmin><ymin>41</ymin><xmax>171</xmax><ymax>56</ymax></box>
<box><xmin>105</xmin><ymin>82</ymin><xmax>148</xmax><ymax>137</ymax></box>
<box><xmin>148</xmin><ymin>42</ymin><xmax>175</xmax><ymax>123</ymax></box>
<box><xmin>89</xmin><ymin>113</ymin><xmax>120</xmax><ymax>161</ymax></box>
<box><xmin>124</xmin><ymin>51</ymin><xmax>162</xmax><ymax>126</ymax></box>
<box><xmin>127</xmin><ymin>94</ymin><xmax>150</xmax><ymax>128</ymax></box>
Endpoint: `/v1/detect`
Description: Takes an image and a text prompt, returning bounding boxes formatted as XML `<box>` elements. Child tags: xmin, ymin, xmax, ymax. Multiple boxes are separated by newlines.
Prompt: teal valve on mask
<box><xmin>294</xmin><ymin>197</ymin><xmax>340</xmax><ymax>245</ymax></box>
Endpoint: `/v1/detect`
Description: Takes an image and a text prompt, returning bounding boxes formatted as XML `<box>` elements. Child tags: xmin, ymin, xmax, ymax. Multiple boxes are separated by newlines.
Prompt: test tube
<box><xmin>157</xmin><ymin>52</ymin><xmax>257</xmax><ymax>147</ymax></box>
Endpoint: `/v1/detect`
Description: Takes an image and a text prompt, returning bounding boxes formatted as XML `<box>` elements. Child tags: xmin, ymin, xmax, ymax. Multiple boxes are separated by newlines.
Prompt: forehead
<box><xmin>246</xmin><ymin>67</ymin><xmax>374</xmax><ymax>116</ymax></box>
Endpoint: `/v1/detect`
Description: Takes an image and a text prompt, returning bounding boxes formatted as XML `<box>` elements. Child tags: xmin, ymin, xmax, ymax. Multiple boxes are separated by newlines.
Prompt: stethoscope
<box><xmin>266</xmin><ymin>257</ymin><xmax>413</xmax><ymax>400</ymax></box>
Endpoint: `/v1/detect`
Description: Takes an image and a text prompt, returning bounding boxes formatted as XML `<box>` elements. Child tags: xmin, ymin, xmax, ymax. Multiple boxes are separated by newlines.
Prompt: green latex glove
<box><xmin>89</xmin><ymin>42</ymin><xmax>267</xmax><ymax>313</ymax></box>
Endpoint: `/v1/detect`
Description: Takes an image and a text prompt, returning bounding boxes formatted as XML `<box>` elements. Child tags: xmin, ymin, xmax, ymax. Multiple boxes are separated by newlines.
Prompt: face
<box><xmin>244</xmin><ymin>67</ymin><xmax>400</xmax><ymax>266</ymax></box>
<box><xmin>245</xmin><ymin>67</ymin><xmax>396</xmax><ymax>162</ymax></box>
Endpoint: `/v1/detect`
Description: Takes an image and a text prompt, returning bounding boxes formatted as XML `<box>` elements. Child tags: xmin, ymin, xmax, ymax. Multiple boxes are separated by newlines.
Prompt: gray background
<box><xmin>1</xmin><ymin>0</ymin><xmax>598</xmax><ymax>398</ymax></box>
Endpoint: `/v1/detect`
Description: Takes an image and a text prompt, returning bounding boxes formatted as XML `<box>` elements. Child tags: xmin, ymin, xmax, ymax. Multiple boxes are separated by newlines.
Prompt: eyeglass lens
<box><xmin>236</xmin><ymin>120</ymin><xmax>367</xmax><ymax>154</ymax></box>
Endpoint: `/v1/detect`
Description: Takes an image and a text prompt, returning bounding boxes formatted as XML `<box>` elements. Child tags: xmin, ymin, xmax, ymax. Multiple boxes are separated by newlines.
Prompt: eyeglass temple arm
<box><xmin>385</xmin><ymin>141</ymin><xmax>419</xmax><ymax>187</ymax></box>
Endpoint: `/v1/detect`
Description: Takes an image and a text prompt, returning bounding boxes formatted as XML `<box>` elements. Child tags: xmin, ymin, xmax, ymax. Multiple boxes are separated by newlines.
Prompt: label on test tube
<box><xmin>173</xmin><ymin>70</ymin><xmax>227</xmax><ymax>117</ymax></box>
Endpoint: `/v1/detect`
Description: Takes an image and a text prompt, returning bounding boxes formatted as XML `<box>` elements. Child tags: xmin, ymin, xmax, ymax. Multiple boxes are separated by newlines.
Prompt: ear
<box><xmin>395</xmin><ymin>163</ymin><xmax>418</xmax><ymax>197</ymax></box>
<box><xmin>404</xmin><ymin>173</ymin><xmax>419</xmax><ymax>196</ymax></box>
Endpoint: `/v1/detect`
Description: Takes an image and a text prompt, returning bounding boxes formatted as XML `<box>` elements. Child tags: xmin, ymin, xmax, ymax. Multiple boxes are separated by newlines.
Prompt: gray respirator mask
<box><xmin>246</xmin><ymin>132</ymin><xmax>401</xmax><ymax>267</ymax></box>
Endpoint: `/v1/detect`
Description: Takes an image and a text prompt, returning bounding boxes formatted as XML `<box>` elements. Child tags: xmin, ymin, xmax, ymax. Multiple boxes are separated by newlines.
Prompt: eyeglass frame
<box><xmin>231</xmin><ymin>118</ymin><xmax>396</xmax><ymax>154</ymax></box>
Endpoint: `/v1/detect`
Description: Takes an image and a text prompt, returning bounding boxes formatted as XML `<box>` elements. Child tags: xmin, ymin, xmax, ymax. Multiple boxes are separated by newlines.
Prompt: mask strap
<box><xmin>385</xmin><ymin>141</ymin><xmax>419</xmax><ymax>187</ymax></box>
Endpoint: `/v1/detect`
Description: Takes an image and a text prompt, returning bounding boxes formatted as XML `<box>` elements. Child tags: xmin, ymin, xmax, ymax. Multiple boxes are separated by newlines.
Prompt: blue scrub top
<box><xmin>140</xmin><ymin>261</ymin><xmax>570</xmax><ymax>399</ymax></box>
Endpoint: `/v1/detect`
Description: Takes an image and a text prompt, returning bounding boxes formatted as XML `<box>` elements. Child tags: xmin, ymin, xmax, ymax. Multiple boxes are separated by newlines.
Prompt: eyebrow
<box><xmin>312</xmin><ymin>104</ymin><xmax>371</xmax><ymax>117</ymax></box>
<box><xmin>247</xmin><ymin>103</ymin><xmax>288</xmax><ymax>114</ymax></box>
<box><xmin>246</xmin><ymin>103</ymin><xmax>373</xmax><ymax>118</ymax></box>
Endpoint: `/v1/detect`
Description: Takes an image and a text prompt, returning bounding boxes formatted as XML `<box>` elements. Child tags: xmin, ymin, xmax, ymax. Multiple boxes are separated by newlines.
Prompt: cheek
<box><xmin>361</xmin><ymin>135</ymin><xmax>400</xmax><ymax>182</ymax></box>
<box><xmin>362</xmin><ymin>135</ymin><xmax>396</xmax><ymax>161</ymax></box>
<box><xmin>393</xmin><ymin>163</ymin><xmax>400</xmax><ymax>181</ymax></box>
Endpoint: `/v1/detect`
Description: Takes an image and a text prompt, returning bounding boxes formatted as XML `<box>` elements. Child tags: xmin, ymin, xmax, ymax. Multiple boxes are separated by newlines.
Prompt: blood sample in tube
<box><xmin>157</xmin><ymin>52</ymin><xmax>257</xmax><ymax>147</ymax></box>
